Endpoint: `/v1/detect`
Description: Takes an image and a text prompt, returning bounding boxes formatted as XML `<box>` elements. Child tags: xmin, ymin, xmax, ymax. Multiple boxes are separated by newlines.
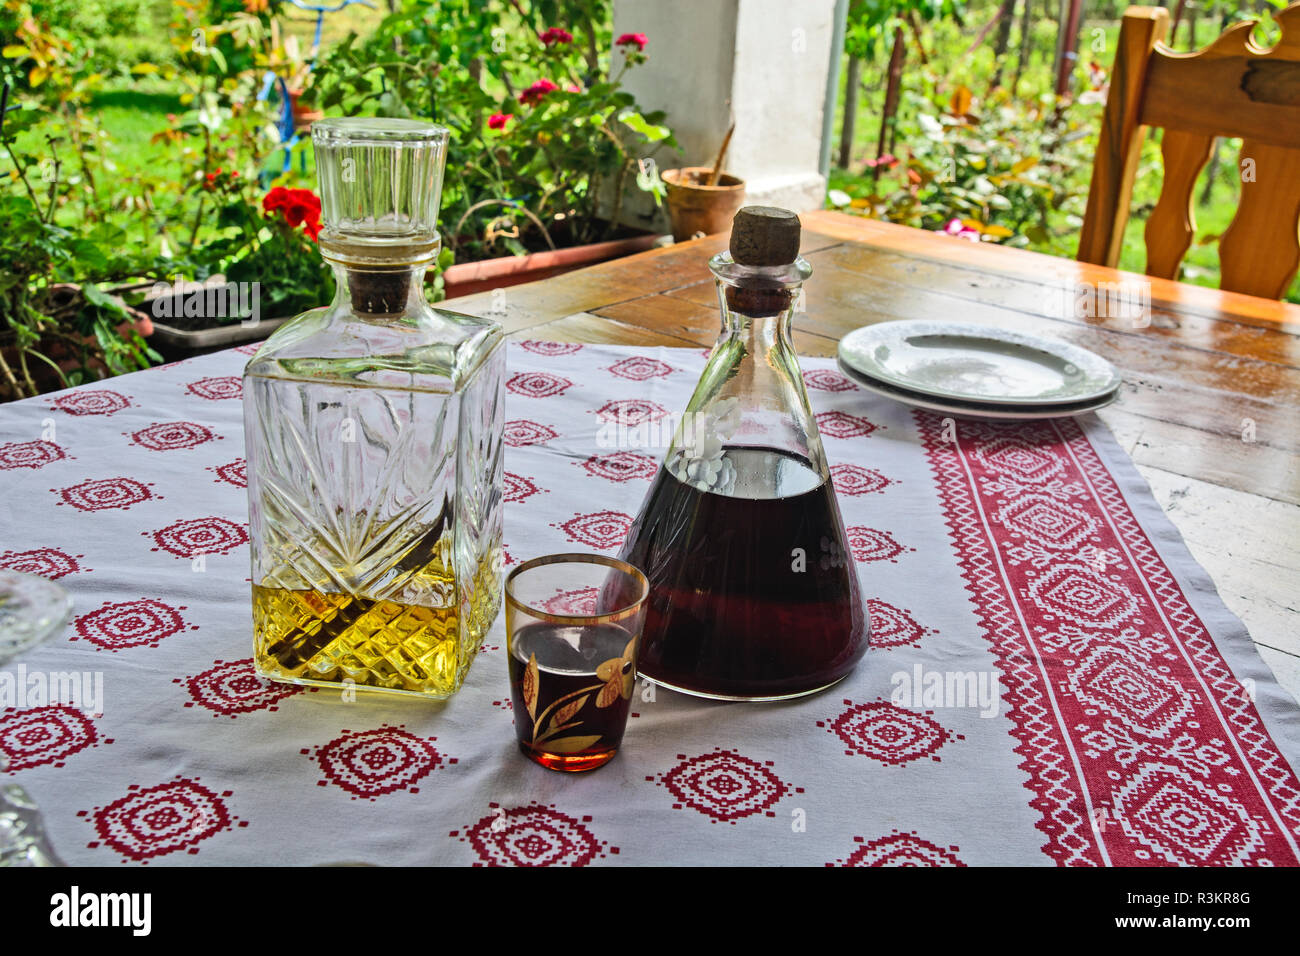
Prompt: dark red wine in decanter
<box><xmin>613</xmin><ymin>207</ymin><xmax>868</xmax><ymax>700</ymax></box>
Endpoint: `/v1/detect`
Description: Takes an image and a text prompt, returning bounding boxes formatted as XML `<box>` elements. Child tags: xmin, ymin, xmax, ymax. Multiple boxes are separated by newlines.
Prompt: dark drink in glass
<box><xmin>508</xmin><ymin>621</ymin><xmax>637</xmax><ymax>772</ymax></box>
<box><xmin>504</xmin><ymin>553</ymin><xmax>648</xmax><ymax>772</ymax></box>
<box><xmin>618</xmin><ymin>447</ymin><xmax>867</xmax><ymax>700</ymax></box>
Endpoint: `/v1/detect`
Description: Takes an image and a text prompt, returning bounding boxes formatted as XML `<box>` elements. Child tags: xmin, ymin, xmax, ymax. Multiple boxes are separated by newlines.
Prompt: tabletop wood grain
<box><xmin>447</xmin><ymin>210</ymin><xmax>1300</xmax><ymax>702</ymax></box>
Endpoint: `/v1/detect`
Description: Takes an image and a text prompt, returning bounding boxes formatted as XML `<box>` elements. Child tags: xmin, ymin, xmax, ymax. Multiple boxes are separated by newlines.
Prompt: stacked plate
<box><xmin>836</xmin><ymin>320</ymin><xmax>1121</xmax><ymax>420</ymax></box>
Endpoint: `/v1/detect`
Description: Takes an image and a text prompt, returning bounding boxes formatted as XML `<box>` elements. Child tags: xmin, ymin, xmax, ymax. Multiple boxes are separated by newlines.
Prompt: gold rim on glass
<box><xmin>504</xmin><ymin>553</ymin><xmax>649</xmax><ymax>626</ymax></box>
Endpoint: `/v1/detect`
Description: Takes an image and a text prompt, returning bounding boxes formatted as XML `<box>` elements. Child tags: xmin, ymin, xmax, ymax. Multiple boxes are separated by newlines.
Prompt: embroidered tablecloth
<box><xmin>1</xmin><ymin>340</ymin><xmax>1298</xmax><ymax>867</ymax></box>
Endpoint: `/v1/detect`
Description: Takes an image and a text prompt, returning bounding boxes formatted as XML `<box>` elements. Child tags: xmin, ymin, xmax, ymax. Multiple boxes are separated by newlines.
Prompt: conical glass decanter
<box><xmin>616</xmin><ymin>206</ymin><xmax>868</xmax><ymax>700</ymax></box>
<box><xmin>243</xmin><ymin>118</ymin><xmax>505</xmax><ymax>699</ymax></box>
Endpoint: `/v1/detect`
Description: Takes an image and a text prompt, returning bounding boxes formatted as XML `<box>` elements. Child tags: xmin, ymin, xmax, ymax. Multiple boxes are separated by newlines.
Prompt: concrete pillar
<box><xmin>612</xmin><ymin>0</ymin><xmax>840</xmax><ymax>226</ymax></box>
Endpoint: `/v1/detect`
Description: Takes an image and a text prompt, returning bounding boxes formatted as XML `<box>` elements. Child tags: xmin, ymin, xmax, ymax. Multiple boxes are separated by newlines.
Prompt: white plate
<box><xmin>837</xmin><ymin>357</ymin><xmax>1119</xmax><ymax>421</ymax></box>
<box><xmin>838</xmin><ymin>320</ymin><xmax>1121</xmax><ymax>406</ymax></box>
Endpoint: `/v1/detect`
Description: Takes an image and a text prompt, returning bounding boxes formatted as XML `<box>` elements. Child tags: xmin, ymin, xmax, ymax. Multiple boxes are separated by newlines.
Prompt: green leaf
<box><xmin>81</xmin><ymin>283</ymin><xmax>126</xmax><ymax>317</ymax></box>
<box><xmin>619</xmin><ymin>109</ymin><xmax>671</xmax><ymax>143</ymax></box>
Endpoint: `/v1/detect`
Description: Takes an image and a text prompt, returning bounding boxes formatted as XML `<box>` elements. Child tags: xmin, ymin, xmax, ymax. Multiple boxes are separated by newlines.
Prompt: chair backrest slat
<box><xmin>1144</xmin><ymin>129</ymin><xmax>1215</xmax><ymax>281</ymax></box>
<box><xmin>1219</xmin><ymin>140</ymin><xmax>1300</xmax><ymax>299</ymax></box>
<box><xmin>1079</xmin><ymin>3</ymin><xmax>1300</xmax><ymax>300</ymax></box>
<box><xmin>1078</xmin><ymin>7</ymin><xmax>1169</xmax><ymax>270</ymax></box>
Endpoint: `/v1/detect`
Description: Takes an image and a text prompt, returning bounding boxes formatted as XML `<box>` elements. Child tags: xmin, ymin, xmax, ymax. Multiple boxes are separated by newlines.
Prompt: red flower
<box><xmin>284</xmin><ymin>201</ymin><xmax>311</xmax><ymax>227</ymax></box>
<box><xmin>488</xmin><ymin>113</ymin><xmax>512</xmax><ymax>131</ymax></box>
<box><xmin>539</xmin><ymin>27</ymin><xmax>573</xmax><ymax>46</ymax></box>
<box><xmin>262</xmin><ymin>186</ymin><xmax>291</xmax><ymax>212</ymax></box>
<box><xmin>615</xmin><ymin>32</ymin><xmax>647</xmax><ymax>51</ymax></box>
<box><xmin>204</xmin><ymin>168</ymin><xmax>238</xmax><ymax>193</ymax></box>
<box><xmin>519</xmin><ymin>79</ymin><xmax>559</xmax><ymax>106</ymax></box>
<box><xmin>262</xmin><ymin>187</ymin><xmax>322</xmax><ymax>239</ymax></box>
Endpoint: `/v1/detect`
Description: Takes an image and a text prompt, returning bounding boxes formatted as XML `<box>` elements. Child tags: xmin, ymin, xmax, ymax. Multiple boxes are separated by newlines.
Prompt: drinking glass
<box><xmin>0</xmin><ymin>570</ymin><xmax>70</xmax><ymax>866</ymax></box>
<box><xmin>0</xmin><ymin>570</ymin><xmax>72</xmax><ymax>665</ymax></box>
<box><xmin>505</xmin><ymin>554</ymin><xmax>648</xmax><ymax>772</ymax></box>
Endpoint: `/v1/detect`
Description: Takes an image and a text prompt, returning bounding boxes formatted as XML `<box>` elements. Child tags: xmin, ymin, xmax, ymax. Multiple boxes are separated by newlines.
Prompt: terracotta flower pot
<box><xmin>661</xmin><ymin>167</ymin><xmax>747</xmax><ymax>242</ymax></box>
<box><xmin>441</xmin><ymin>232</ymin><xmax>662</xmax><ymax>299</ymax></box>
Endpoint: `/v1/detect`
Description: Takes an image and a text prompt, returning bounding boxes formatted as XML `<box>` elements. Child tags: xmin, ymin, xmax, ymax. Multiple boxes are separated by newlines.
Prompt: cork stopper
<box><xmin>347</xmin><ymin>271</ymin><xmax>411</xmax><ymax>315</ymax></box>
<box><xmin>729</xmin><ymin>206</ymin><xmax>801</xmax><ymax>266</ymax></box>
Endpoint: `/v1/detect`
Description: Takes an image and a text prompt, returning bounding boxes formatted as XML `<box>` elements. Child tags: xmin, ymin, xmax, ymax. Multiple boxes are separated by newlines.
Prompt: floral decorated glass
<box><xmin>505</xmin><ymin>554</ymin><xmax>649</xmax><ymax>772</ymax></box>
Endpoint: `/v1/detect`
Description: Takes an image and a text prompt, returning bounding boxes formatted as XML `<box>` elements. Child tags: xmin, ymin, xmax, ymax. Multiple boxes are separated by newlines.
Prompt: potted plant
<box><xmin>141</xmin><ymin>173</ymin><xmax>335</xmax><ymax>359</ymax></box>
<box><xmin>311</xmin><ymin>5</ymin><xmax>678</xmax><ymax>296</ymax></box>
<box><xmin>660</xmin><ymin>124</ymin><xmax>748</xmax><ymax>242</ymax></box>
<box><xmin>0</xmin><ymin>89</ymin><xmax>158</xmax><ymax>401</ymax></box>
<box><xmin>661</xmin><ymin>168</ymin><xmax>747</xmax><ymax>243</ymax></box>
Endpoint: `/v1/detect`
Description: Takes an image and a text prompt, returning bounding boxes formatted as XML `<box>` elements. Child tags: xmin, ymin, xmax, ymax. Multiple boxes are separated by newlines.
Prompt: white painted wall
<box><xmin>612</xmin><ymin>0</ymin><xmax>838</xmax><ymax>228</ymax></box>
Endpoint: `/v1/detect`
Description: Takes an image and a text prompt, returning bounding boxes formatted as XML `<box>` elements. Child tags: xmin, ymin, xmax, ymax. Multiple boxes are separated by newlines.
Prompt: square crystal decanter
<box><xmin>243</xmin><ymin>118</ymin><xmax>504</xmax><ymax>699</ymax></box>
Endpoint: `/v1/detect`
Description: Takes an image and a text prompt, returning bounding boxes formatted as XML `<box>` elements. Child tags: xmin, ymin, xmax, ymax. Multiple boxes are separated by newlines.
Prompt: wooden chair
<box><xmin>1078</xmin><ymin>4</ymin><xmax>1300</xmax><ymax>300</ymax></box>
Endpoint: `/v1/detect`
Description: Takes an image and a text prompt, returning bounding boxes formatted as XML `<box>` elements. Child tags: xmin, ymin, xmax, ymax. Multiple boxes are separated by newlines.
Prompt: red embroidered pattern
<box><xmin>82</xmin><ymin>777</ymin><xmax>243</xmax><ymax>862</ymax></box>
<box><xmin>72</xmin><ymin>599</ymin><xmax>196</xmax><ymax>651</ymax></box>
<box><xmin>185</xmin><ymin>376</ymin><xmax>242</xmax><ymax>400</ymax></box>
<box><xmin>594</xmin><ymin>399</ymin><xmax>668</xmax><ymax>426</ymax></box>
<box><xmin>212</xmin><ymin>458</ymin><xmax>247</xmax><ymax>488</ymax></box>
<box><xmin>54</xmin><ymin>477</ymin><xmax>156</xmax><ymax>512</ymax></box>
<box><xmin>822</xmin><ymin>699</ymin><xmax>962</xmax><ymax>766</ymax></box>
<box><xmin>539</xmin><ymin>587</ymin><xmax>600</xmax><ymax>616</ymax></box>
<box><xmin>803</xmin><ymin>369</ymin><xmax>857</xmax><ymax>392</ymax></box>
<box><xmin>815</xmin><ymin>410</ymin><xmax>880</xmax><ymax>439</ymax></box>
<box><xmin>866</xmin><ymin>599</ymin><xmax>933</xmax><ymax>649</ymax></box>
<box><xmin>579</xmin><ymin>451</ymin><xmax>658</xmax><ymax>482</ymax></box>
<box><xmin>308</xmin><ymin>725</ymin><xmax>447</xmax><ymax>800</ymax></box>
<box><xmin>453</xmin><ymin>802</ymin><xmax>615</xmax><ymax>866</ymax></box>
<box><xmin>830</xmin><ymin>463</ymin><xmax>893</xmax><ymax>496</ymax></box>
<box><xmin>145</xmin><ymin>516</ymin><xmax>248</xmax><ymax>558</ymax></box>
<box><xmin>519</xmin><ymin>340</ymin><xmax>582</xmax><ymax>356</ymax></box>
<box><xmin>607</xmin><ymin>356</ymin><xmax>674</xmax><ymax>380</ymax></box>
<box><xmin>0</xmin><ymin>440</ymin><xmax>66</xmax><ymax>470</ymax></box>
<box><xmin>0</xmin><ymin>706</ymin><xmax>107</xmax><ymax>770</ymax></box>
<box><xmin>553</xmin><ymin>511</ymin><xmax>632</xmax><ymax>550</ymax></box>
<box><xmin>917</xmin><ymin>411</ymin><xmax>1300</xmax><ymax>865</ymax></box>
<box><xmin>503</xmin><ymin>472</ymin><xmax>543</xmax><ymax>503</ymax></box>
<box><xmin>830</xmin><ymin>831</ymin><xmax>966</xmax><ymax>867</ymax></box>
<box><xmin>0</xmin><ymin>547</ymin><xmax>84</xmax><ymax>579</ymax></box>
<box><xmin>177</xmin><ymin>658</ymin><xmax>302</xmax><ymax>718</ymax></box>
<box><xmin>128</xmin><ymin>421</ymin><xmax>218</xmax><ymax>451</ymax></box>
<box><xmin>654</xmin><ymin>749</ymin><xmax>798</xmax><ymax>824</ymax></box>
<box><xmin>847</xmin><ymin>527</ymin><xmax>910</xmax><ymax>563</ymax></box>
<box><xmin>504</xmin><ymin>420</ymin><xmax>558</xmax><ymax>447</ymax></box>
<box><xmin>506</xmin><ymin>371</ymin><xmax>574</xmax><ymax>398</ymax></box>
<box><xmin>50</xmin><ymin>389</ymin><xmax>131</xmax><ymax>416</ymax></box>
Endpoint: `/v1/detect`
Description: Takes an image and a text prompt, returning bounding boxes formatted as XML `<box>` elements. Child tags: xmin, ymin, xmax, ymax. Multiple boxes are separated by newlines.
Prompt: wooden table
<box><xmin>448</xmin><ymin>209</ymin><xmax>1300</xmax><ymax>701</ymax></box>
